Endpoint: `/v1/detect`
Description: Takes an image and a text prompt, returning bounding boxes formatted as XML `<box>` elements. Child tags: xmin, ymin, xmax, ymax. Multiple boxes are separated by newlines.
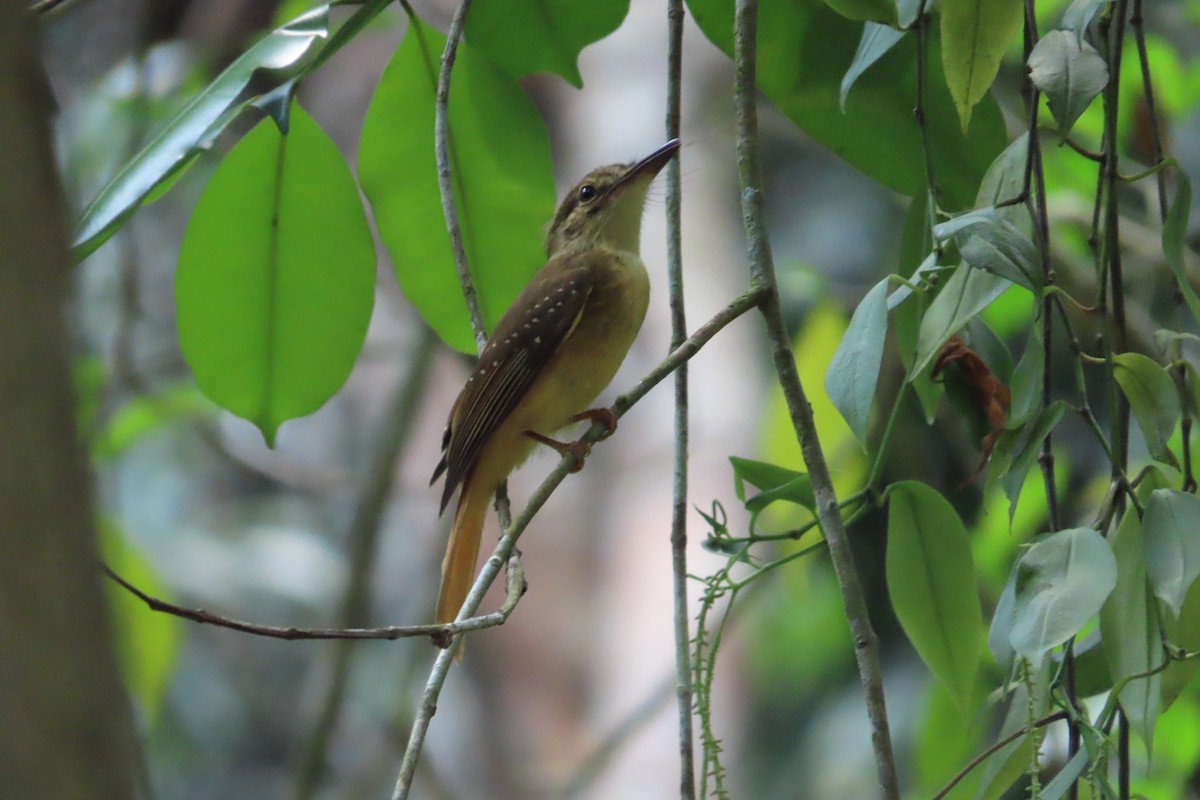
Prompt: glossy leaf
<box><xmin>827</xmin><ymin>279</ymin><xmax>888</xmax><ymax>446</ymax></box>
<box><xmin>1100</xmin><ymin>510</ymin><xmax>1162</xmax><ymax>754</ymax></box>
<box><xmin>1163</xmin><ymin>167</ymin><xmax>1200</xmax><ymax>325</ymax></box>
<box><xmin>686</xmin><ymin>0</ymin><xmax>1006</xmax><ymax>209</ymax></box>
<box><xmin>73</xmin><ymin>7</ymin><xmax>333</xmax><ymax>260</ymax></box>
<box><xmin>1143</xmin><ymin>488</ymin><xmax>1200</xmax><ymax>615</ymax></box>
<box><xmin>359</xmin><ymin>15</ymin><xmax>555</xmax><ymax>353</ymax></box>
<box><xmin>1028</xmin><ymin>30</ymin><xmax>1109</xmax><ymax>135</ymax></box>
<box><xmin>840</xmin><ymin>22</ymin><xmax>906</xmax><ymax>110</ymax></box>
<box><xmin>940</xmin><ymin>0</ymin><xmax>1024</xmax><ymax>133</ymax></box>
<box><xmin>913</xmin><ymin>266</ymin><xmax>1011</xmax><ymax>377</ymax></box>
<box><xmin>464</xmin><ymin>0</ymin><xmax>630</xmax><ymax>87</ymax></box>
<box><xmin>1002</xmin><ymin>401</ymin><xmax>1067</xmax><ymax>524</ymax></box>
<box><xmin>1009</xmin><ymin>527</ymin><xmax>1117</xmax><ymax>666</ymax></box>
<box><xmin>176</xmin><ymin>105</ymin><xmax>376</xmax><ymax>445</ymax></box>
<box><xmin>1113</xmin><ymin>352</ymin><xmax>1181</xmax><ymax>467</ymax></box>
<box><xmin>887</xmin><ymin>481</ymin><xmax>983</xmax><ymax>712</ymax></box>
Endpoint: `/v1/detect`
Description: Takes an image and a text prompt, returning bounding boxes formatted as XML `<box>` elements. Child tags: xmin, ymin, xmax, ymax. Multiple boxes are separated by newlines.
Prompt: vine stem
<box><xmin>732</xmin><ymin>1</ymin><xmax>899</xmax><ymax>797</ymax></box>
<box><xmin>664</xmin><ymin>0</ymin><xmax>697</xmax><ymax>797</ymax></box>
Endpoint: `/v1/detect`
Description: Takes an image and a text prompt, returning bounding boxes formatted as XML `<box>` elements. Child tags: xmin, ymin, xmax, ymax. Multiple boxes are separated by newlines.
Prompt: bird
<box><xmin>430</xmin><ymin>138</ymin><xmax>681</xmax><ymax>632</ymax></box>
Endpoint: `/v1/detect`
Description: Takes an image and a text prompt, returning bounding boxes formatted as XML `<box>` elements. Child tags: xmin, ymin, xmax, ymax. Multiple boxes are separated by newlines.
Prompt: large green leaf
<box><xmin>1099</xmin><ymin>510</ymin><xmax>1162</xmax><ymax>755</ymax></box>
<box><xmin>840</xmin><ymin>21</ymin><xmax>905</xmax><ymax>110</ymax></box>
<box><xmin>822</xmin><ymin>0</ymin><xmax>897</xmax><ymax>24</ymax></box>
<box><xmin>686</xmin><ymin>0</ymin><xmax>1006</xmax><ymax>209</ymax></box>
<box><xmin>176</xmin><ymin>105</ymin><xmax>376</xmax><ymax>445</ymax></box>
<box><xmin>887</xmin><ymin>481</ymin><xmax>983</xmax><ymax>712</ymax></box>
<box><xmin>940</xmin><ymin>0</ymin><xmax>1023</xmax><ymax>133</ymax></box>
<box><xmin>1143</xmin><ymin>488</ymin><xmax>1200</xmax><ymax>616</ymax></box>
<box><xmin>73</xmin><ymin>7</ymin><xmax>334</xmax><ymax>260</ymax></box>
<box><xmin>1113</xmin><ymin>352</ymin><xmax>1181</xmax><ymax>467</ymax></box>
<box><xmin>359</xmin><ymin>15</ymin><xmax>555</xmax><ymax>353</ymax></box>
<box><xmin>1009</xmin><ymin>527</ymin><xmax>1117</xmax><ymax>666</ymax></box>
<box><xmin>826</xmin><ymin>279</ymin><xmax>888</xmax><ymax>446</ymax></box>
<box><xmin>1027</xmin><ymin>30</ymin><xmax>1109</xmax><ymax>136</ymax></box>
<box><xmin>464</xmin><ymin>0</ymin><xmax>630</xmax><ymax>87</ymax></box>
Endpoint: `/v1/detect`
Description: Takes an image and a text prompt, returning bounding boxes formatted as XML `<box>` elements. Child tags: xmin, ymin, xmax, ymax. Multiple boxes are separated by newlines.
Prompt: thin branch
<box><xmin>429</xmin><ymin>0</ymin><xmax>485</xmax><ymax>348</ymax></box>
<box><xmin>1130</xmin><ymin>0</ymin><xmax>1168</xmax><ymax>216</ymax></box>
<box><xmin>102</xmin><ymin>560</ymin><xmax>522</xmax><ymax>642</ymax></box>
<box><xmin>731</xmin><ymin>1</ymin><xmax>899</xmax><ymax>797</ymax></box>
<box><xmin>291</xmin><ymin>325</ymin><xmax>438</xmax><ymax>800</ymax></box>
<box><xmin>931</xmin><ymin>710</ymin><xmax>1069</xmax><ymax>800</ymax></box>
<box><xmin>664</xmin><ymin>1</ymin><xmax>696</xmax><ymax>797</ymax></box>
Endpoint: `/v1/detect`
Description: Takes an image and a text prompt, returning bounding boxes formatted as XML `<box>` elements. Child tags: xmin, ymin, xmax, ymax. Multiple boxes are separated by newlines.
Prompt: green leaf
<box><xmin>358</xmin><ymin>15</ymin><xmax>555</xmax><ymax>353</ymax></box>
<box><xmin>73</xmin><ymin>7</ymin><xmax>333</xmax><ymax>260</ymax></box>
<box><xmin>686</xmin><ymin>0</ymin><xmax>1006</xmax><ymax>209</ymax></box>
<box><xmin>464</xmin><ymin>0</ymin><xmax>630</xmax><ymax>87</ymax></box>
<box><xmin>1003</xmin><ymin>401</ymin><xmax>1068</xmax><ymax>523</ymax></box>
<box><xmin>1100</xmin><ymin>510</ymin><xmax>1162</xmax><ymax>755</ymax></box>
<box><xmin>1039</xmin><ymin>748</ymin><xmax>1090</xmax><ymax>800</ymax></box>
<box><xmin>1113</xmin><ymin>352</ymin><xmax>1181</xmax><ymax>467</ymax></box>
<box><xmin>840</xmin><ymin>21</ymin><xmax>906</xmax><ymax>111</ymax></box>
<box><xmin>176</xmin><ymin>104</ymin><xmax>376</xmax><ymax>445</ymax></box>
<box><xmin>99</xmin><ymin>519</ymin><xmax>181</xmax><ymax>722</ymax></box>
<box><xmin>940</xmin><ymin>0</ymin><xmax>1024</xmax><ymax>133</ymax></box>
<box><xmin>1009</xmin><ymin>527</ymin><xmax>1118</xmax><ymax>666</ymax></box>
<box><xmin>952</xmin><ymin>218</ymin><xmax>1041</xmax><ymax>293</ymax></box>
<box><xmin>1007</xmin><ymin>328</ymin><xmax>1044</xmax><ymax>425</ymax></box>
<box><xmin>887</xmin><ymin>481</ymin><xmax>983</xmax><ymax>712</ymax></box>
<box><xmin>729</xmin><ymin>457</ymin><xmax>816</xmax><ymax>515</ymax></box>
<box><xmin>1163</xmin><ymin>166</ymin><xmax>1200</xmax><ymax>326</ymax></box>
<box><xmin>1027</xmin><ymin>30</ymin><xmax>1109</xmax><ymax>135</ymax></box>
<box><xmin>1143</xmin><ymin>488</ymin><xmax>1200</xmax><ymax>615</ymax></box>
<box><xmin>1162</xmin><ymin>577</ymin><xmax>1200</xmax><ymax>709</ymax></box>
<box><xmin>975</xmin><ymin>133</ymin><xmax>1030</xmax><ymax>228</ymax></box>
<box><xmin>913</xmin><ymin>266</ymin><xmax>1011</xmax><ymax>377</ymax></box>
<box><xmin>1062</xmin><ymin>0</ymin><xmax>1109</xmax><ymax>40</ymax></box>
<box><xmin>988</xmin><ymin>566</ymin><xmax>1018</xmax><ymax>668</ymax></box>
<box><xmin>826</xmin><ymin>279</ymin><xmax>888</xmax><ymax>446</ymax></box>
<box><xmin>822</xmin><ymin>0</ymin><xmax>897</xmax><ymax>24</ymax></box>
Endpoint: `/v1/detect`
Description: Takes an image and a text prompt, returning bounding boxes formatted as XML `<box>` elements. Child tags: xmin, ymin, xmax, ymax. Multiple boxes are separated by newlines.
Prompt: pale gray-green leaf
<box><xmin>1143</xmin><ymin>488</ymin><xmax>1200</xmax><ymax>615</ymax></box>
<box><xmin>1027</xmin><ymin>30</ymin><xmax>1109</xmax><ymax>135</ymax></box>
<box><xmin>827</xmin><ymin>279</ymin><xmax>888</xmax><ymax>445</ymax></box>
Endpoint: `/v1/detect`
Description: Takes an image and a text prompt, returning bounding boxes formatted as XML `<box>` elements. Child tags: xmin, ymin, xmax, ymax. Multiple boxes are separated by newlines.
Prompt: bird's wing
<box><xmin>433</xmin><ymin>260</ymin><xmax>595</xmax><ymax>513</ymax></box>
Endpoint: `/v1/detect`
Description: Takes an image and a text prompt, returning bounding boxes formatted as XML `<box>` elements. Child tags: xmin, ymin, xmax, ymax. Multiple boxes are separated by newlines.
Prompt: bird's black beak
<box><xmin>610</xmin><ymin>139</ymin><xmax>681</xmax><ymax>195</ymax></box>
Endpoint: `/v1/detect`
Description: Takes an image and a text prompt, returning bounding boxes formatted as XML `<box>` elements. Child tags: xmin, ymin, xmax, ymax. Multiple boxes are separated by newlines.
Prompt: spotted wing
<box><xmin>432</xmin><ymin>261</ymin><xmax>595</xmax><ymax>513</ymax></box>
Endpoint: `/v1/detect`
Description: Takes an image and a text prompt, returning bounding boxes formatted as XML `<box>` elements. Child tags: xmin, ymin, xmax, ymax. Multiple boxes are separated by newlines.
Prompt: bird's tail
<box><xmin>435</xmin><ymin>475</ymin><xmax>491</xmax><ymax>631</ymax></box>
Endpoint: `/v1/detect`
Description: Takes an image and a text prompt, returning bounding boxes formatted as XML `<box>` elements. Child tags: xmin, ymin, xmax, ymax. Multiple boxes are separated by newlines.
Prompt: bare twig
<box><xmin>731</xmin><ymin>1</ymin><xmax>898</xmax><ymax>797</ymax></box>
<box><xmin>291</xmin><ymin>325</ymin><xmax>437</xmax><ymax>800</ymax></box>
<box><xmin>664</xmin><ymin>1</ymin><xmax>696</xmax><ymax>797</ymax></box>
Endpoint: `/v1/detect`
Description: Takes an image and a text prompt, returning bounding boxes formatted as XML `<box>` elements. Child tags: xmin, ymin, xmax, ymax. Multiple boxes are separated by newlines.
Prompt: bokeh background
<box><xmin>39</xmin><ymin>0</ymin><xmax>1200</xmax><ymax>797</ymax></box>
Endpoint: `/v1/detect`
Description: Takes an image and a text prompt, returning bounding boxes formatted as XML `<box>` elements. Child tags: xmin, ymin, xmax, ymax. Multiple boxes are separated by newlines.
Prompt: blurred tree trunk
<box><xmin>0</xmin><ymin>6</ymin><xmax>138</xmax><ymax>800</ymax></box>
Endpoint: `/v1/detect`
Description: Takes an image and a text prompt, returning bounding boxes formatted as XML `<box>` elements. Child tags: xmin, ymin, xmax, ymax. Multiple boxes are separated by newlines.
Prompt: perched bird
<box><xmin>431</xmin><ymin>139</ymin><xmax>681</xmax><ymax>630</ymax></box>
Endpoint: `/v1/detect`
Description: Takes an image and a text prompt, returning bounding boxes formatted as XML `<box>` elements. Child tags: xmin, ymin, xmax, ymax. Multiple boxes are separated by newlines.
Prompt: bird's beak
<box><xmin>609</xmin><ymin>139</ymin><xmax>681</xmax><ymax>195</ymax></box>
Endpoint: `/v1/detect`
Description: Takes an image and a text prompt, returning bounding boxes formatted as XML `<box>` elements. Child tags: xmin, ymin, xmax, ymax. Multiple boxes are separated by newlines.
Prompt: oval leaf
<box><xmin>887</xmin><ymin>481</ymin><xmax>983</xmax><ymax>712</ymax></box>
<box><xmin>464</xmin><ymin>0</ymin><xmax>630</xmax><ymax>88</ymax></box>
<box><xmin>73</xmin><ymin>7</ymin><xmax>333</xmax><ymax>260</ymax></box>
<box><xmin>1027</xmin><ymin>30</ymin><xmax>1109</xmax><ymax>135</ymax></box>
<box><xmin>358</xmin><ymin>15</ymin><xmax>555</xmax><ymax>353</ymax></box>
<box><xmin>176</xmin><ymin>105</ymin><xmax>376</xmax><ymax>445</ymax></box>
<box><xmin>941</xmin><ymin>0</ymin><xmax>1024</xmax><ymax>133</ymax></box>
<box><xmin>1143</xmin><ymin>488</ymin><xmax>1200</xmax><ymax>615</ymax></box>
<box><xmin>826</xmin><ymin>279</ymin><xmax>888</xmax><ymax>445</ymax></box>
<box><xmin>1113</xmin><ymin>352</ymin><xmax>1181</xmax><ymax>467</ymax></box>
<box><xmin>1009</xmin><ymin>527</ymin><xmax>1118</xmax><ymax>666</ymax></box>
<box><xmin>1099</xmin><ymin>510</ymin><xmax>1162</xmax><ymax>755</ymax></box>
<box><xmin>913</xmin><ymin>266</ymin><xmax>1011</xmax><ymax>377</ymax></box>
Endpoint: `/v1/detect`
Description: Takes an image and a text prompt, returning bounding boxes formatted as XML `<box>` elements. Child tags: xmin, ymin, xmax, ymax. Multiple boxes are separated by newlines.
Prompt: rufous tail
<box><xmin>435</xmin><ymin>475</ymin><xmax>491</xmax><ymax>629</ymax></box>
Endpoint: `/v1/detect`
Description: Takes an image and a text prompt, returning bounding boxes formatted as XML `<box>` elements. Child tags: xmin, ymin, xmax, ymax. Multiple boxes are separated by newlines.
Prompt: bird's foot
<box><xmin>571</xmin><ymin>407</ymin><xmax>618</xmax><ymax>440</ymax></box>
<box><xmin>525</xmin><ymin>431</ymin><xmax>592</xmax><ymax>472</ymax></box>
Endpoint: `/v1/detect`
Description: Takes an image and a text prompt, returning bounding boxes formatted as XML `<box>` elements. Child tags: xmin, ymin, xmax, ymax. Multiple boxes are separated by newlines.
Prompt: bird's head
<box><xmin>544</xmin><ymin>139</ymin><xmax>680</xmax><ymax>256</ymax></box>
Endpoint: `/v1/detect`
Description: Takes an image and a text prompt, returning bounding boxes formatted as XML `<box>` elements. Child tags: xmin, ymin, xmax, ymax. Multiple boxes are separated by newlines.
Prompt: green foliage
<box><xmin>1114</xmin><ymin>353</ymin><xmax>1181</xmax><ymax>467</ymax></box>
<box><xmin>826</xmin><ymin>279</ymin><xmax>888</xmax><ymax>445</ymax></box>
<box><xmin>464</xmin><ymin>0</ymin><xmax>630</xmax><ymax>87</ymax></box>
<box><xmin>176</xmin><ymin>104</ymin><xmax>375</xmax><ymax>444</ymax></box>
<box><xmin>1144</xmin><ymin>489</ymin><xmax>1200</xmax><ymax>616</ymax></box>
<box><xmin>1027</xmin><ymin>30</ymin><xmax>1109</xmax><ymax>136</ymax></box>
<box><xmin>886</xmin><ymin>481</ymin><xmax>984</xmax><ymax>712</ymax></box>
<box><xmin>940</xmin><ymin>0</ymin><xmax>1023</xmax><ymax>133</ymax></box>
<box><xmin>358</xmin><ymin>12</ymin><xmax>555</xmax><ymax>353</ymax></box>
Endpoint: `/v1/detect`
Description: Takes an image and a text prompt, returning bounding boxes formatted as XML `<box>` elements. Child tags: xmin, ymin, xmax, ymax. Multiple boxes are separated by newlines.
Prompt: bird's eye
<box><xmin>578</xmin><ymin>184</ymin><xmax>598</xmax><ymax>203</ymax></box>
